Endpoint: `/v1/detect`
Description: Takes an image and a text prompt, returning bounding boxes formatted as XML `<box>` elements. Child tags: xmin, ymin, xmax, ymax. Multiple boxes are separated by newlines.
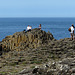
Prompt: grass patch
<box><xmin>9</xmin><ymin>61</ymin><xmax>19</xmax><ymax>66</ymax></box>
<box><xmin>31</xmin><ymin>60</ymin><xmax>42</xmax><ymax>64</ymax></box>
<box><xmin>0</xmin><ymin>72</ymin><xmax>7</xmax><ymax>74</ymax></box>
<box><xmin>30</xmin><ymin>65</ymin><xmax>35</xmax><ymax>68</ymax></box>
<box><xmin>21</xmin><ymin>61</ymin><xmax>27</xmax><ymax>66</ymax></box>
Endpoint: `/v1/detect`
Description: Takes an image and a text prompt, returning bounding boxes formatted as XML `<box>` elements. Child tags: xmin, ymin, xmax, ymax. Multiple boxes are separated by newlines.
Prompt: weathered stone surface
<box><xmin>0</xmin><ymin>28</ymin><xmax>54</xmax><ymax>52</ymax></box>
<box><xmin>0</xmin><ymin>29</ymin><xmax>75</xmax><ymax>75</ymax></box>
<box><xmin>17</xmin><ymin>57</ymin><xmax>75</xmax><ymax>75</ymax></box>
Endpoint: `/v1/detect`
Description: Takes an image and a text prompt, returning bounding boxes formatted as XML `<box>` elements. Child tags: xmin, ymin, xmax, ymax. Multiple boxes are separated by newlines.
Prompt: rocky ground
<box><xmin>0</xmin><ymin>29</ymin><xmax>75</xmax><ymax>75</ymax></box>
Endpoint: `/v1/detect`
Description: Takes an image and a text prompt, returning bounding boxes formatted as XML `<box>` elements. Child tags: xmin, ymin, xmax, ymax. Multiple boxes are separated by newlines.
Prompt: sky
<box><xmin>0</xmin><ymin>0</ymin><xmax>75</xmax><ymax>17</ymax></box>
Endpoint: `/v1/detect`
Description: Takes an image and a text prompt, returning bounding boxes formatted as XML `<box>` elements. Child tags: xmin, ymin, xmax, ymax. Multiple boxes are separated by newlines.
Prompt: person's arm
<box><xmin>73</xmin><ymin>30</ymin><xmax>74</xmax><ymax>34</ymax></box>
<box><xmin>73</xmin><ymin>27</ymin><xmax>74</xmax><ymax>34</ymax></box>
<box><xmin>26</xmin><ymin>27</ymin><xmax>28</xmax><ymax>31</ymax></box>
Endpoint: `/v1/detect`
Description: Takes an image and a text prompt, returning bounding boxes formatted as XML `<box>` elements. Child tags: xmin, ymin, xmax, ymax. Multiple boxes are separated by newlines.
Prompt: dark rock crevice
<box><xmin>0</xmin><ymin>44</ymin><xmax>2</xmax><ymax>55</ymax></box>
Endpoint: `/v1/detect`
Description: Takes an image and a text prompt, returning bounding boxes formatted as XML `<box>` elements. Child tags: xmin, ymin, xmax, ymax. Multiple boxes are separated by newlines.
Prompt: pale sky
<box><xmin>0</xmin><ymin>0</ymin><xmax>75</xmax><ymax>17</ymax></box>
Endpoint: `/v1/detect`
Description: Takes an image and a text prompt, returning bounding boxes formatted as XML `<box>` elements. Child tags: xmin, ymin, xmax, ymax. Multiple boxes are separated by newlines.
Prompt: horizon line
<box><xmin>0</xmin><ymin>17</ymin><xmax>75</xmax><ymax>18</ymax></box>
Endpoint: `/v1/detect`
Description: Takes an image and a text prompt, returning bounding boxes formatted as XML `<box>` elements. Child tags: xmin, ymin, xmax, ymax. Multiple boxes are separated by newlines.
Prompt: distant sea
<box><xmin>0</xmin><ymin>17</ymin><xmax>75</xmax><ymax>41</ymax></box>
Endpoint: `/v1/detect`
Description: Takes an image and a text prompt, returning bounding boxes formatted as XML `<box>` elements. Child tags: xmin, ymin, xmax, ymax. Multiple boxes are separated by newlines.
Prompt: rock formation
<box><xmin>0</xmin><ymin>28</ymin><xmax>75</xmax><ymax>75</ymax></box>
<box><xmin>0</xmin><ymin>28</ymin><xmax>54</xmax><ymax>52</ymax></box>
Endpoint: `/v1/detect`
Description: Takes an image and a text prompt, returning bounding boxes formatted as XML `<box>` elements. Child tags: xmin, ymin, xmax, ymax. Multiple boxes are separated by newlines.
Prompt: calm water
<box><xmin>0</xmin><ymin>18</ymin><xmax>75</xmax><ymax>41</ymax></box>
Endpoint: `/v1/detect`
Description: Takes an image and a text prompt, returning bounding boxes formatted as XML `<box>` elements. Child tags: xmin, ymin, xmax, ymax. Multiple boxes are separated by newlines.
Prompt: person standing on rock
<box><xmin>70</xmin><ymin>24</ymin><xmax>75</xmax><ymax>40</ymax></box>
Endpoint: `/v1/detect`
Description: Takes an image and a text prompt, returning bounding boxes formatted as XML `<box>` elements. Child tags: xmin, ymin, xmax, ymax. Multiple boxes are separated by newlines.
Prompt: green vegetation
<box><xmin>0</xmin><ymin>72</ymin><xmax>7</xmax><ymax>74</ymax></box>
<box><xmin>31</xmin><ymin>60</ymin><xmax>42</xmax><ymax>64</ymax></box>
<box><xmin>9</xmin><ymin>62</ymin><xmax>18</xmax><ymax>66</ymax></box>
<box><xmin>30</xmin><ymin>65</ymin><xmax>35</xmax><ymax>68</ymax></box>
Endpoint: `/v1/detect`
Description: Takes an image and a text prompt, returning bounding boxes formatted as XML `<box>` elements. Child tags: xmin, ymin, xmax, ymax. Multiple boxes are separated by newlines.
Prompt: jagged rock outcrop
<box><xmin>0</xmin><ymin>28</ymin><xmax>54</xmax><ymax>52</ymax></box>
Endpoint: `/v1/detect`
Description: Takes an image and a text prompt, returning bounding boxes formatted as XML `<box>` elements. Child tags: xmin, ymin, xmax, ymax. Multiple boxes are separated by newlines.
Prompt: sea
<box><xmin>0</xmin><ymin>17</ymin><xmax>75</xmax><ymax>41</ymax></box>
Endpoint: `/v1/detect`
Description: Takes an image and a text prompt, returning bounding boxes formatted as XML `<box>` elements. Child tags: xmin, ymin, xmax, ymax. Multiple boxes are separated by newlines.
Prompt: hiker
<box><xmin>39</xmin><ymin>24</ymin><xmax>41</xmax><ymax>30</ymax></box>
<box><xmin>70</xmin><ymin>24</ymin><xmax>75</xmax><ymax>40</ymax></box>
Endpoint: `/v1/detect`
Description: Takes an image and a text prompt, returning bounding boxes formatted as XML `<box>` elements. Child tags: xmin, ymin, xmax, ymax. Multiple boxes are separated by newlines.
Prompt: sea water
<box><xmin>0</xmin><ymin>18</ymin><xmax>75</xmax><ymax>41</ymax></box>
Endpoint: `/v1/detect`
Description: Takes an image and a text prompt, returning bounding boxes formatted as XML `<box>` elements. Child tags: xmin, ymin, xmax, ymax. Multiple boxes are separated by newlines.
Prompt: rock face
<box><xmin>0</xmin><ymin>28</ymin><xmax>54</xmax><ymax>52</ymax></box>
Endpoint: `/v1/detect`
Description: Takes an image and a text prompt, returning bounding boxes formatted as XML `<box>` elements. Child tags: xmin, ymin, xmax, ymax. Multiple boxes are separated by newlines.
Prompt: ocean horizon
<box><xmin>0</xmin><ymin>17</ymin><xmax>75</xmax><ymax>41</ymax></box>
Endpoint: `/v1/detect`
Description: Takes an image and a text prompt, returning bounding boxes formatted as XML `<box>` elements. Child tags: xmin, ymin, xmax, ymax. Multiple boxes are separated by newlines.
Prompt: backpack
<box><xmin>68</xmin><ymin>27</ymin><xmax>71</xmax><ymax>32</ymax></box>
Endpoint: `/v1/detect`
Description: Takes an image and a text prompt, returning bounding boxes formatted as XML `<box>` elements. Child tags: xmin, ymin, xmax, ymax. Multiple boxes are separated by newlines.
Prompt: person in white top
<box><xmin>27</xmin><ymin>25</ymin><xmax>30</xmax><ymax>31</ymax></box>
<box><xmin>26</xmin><ymin>25</ymin><xmax>32</xmax><ymax>31</ymax></box>
<box><xmin>70</xmin><ymin>24</ymin><xmax>74</xmax><ymax>40</ymax></box>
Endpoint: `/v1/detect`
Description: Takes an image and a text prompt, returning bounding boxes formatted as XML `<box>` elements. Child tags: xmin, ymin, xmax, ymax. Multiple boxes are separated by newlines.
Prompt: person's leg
<box><xmin>73</xmin><ymin>33</ymin><xmax>74</xmax><ymax>40</ymax></box>
<box><xmin>70</xmin><ymin>33</ymin><xmax>73</xmax><ymax>40</ymax></box>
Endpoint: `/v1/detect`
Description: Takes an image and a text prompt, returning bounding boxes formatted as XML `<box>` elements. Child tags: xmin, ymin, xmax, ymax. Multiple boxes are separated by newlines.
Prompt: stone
<box><xmin>0</xmin><ymin>28</ymin><xmax>54</xmax><ymax>52</ymax></box>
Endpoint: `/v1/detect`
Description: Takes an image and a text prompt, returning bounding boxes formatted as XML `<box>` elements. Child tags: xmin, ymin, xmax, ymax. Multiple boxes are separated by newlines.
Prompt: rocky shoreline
<box><xmin>0</xmin><ymin>28</ymin><xmax>75</xmax><ymax>75</ymax></box>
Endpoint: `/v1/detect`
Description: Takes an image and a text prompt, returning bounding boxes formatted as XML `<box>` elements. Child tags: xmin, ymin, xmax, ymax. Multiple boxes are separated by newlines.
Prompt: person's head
<box><xmin>72</xmin><ymin>24</ymin><xmax>74</xmax><ymax>28</ymax></box>
<box><xmin>39</xmin><ymin>24</ymin><xmax>41</xmax><ymax>27</ymax></box>
<box><xmin>28</xmin><ymin>25</ymin><xmax>29</xmax><ymax>26</ymax></box>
